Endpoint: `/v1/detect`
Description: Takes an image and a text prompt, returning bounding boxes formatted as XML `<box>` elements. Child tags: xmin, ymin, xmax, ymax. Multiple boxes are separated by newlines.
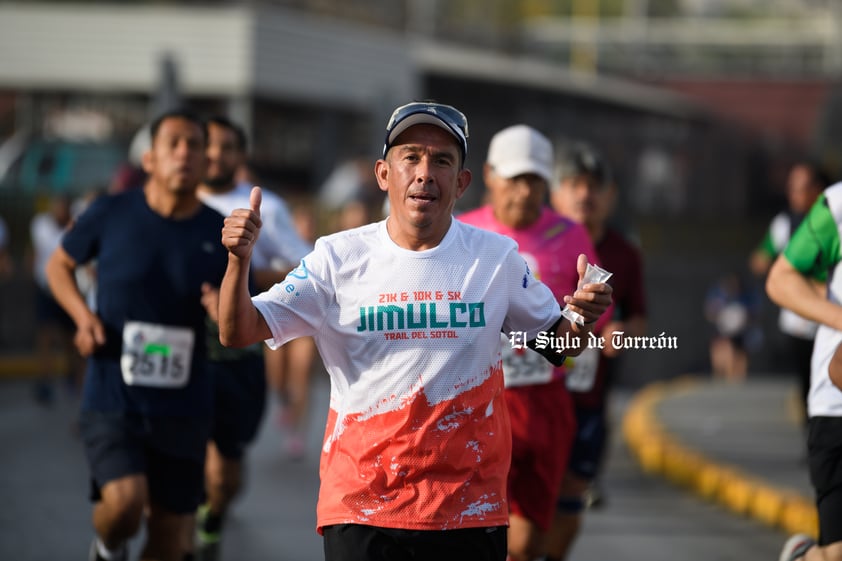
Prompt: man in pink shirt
<box><xmin>459</xmin><ymin>125</ymin><xmax>605</xmax><ymax>561</ymax></box>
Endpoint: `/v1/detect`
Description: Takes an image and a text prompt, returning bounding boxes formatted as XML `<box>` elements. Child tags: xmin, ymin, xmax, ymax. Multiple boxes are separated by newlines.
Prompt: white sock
<box><xmin>95</xmin><ymin>538</ymin><xmax>125</xmax><ymax>560</ymax></box>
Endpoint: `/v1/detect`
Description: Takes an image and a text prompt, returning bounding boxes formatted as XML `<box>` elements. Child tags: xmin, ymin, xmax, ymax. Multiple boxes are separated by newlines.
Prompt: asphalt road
<box><xmin>0</xmin><ymin>373</ymin><xmax>788</xmax><ymax>561</ymax></box>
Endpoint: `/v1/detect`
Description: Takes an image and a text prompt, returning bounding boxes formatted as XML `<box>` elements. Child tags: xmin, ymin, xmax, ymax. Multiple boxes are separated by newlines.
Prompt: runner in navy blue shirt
<box><xmin>46</xmin><ymin>108</ymin><xmax>229</xmax><ymax>561</ymax></box>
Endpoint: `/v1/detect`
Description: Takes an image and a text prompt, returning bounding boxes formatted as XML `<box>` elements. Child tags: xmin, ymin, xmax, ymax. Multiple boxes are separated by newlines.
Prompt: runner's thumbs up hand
<box><xmin>250</xmin><ymin>185</ymin><xmax>262</xmax><ymax>219</ymax></box>
<box><xmin>221</xmin><ymin>186</ymin><xmax>263</xmax><ymax>260</ymax></box>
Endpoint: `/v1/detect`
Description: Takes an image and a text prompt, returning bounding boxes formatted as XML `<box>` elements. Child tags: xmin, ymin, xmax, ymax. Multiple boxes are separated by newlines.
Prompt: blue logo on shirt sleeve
<box><xmin>522</xmin><ymin>262</ymin><xmax>531</xmax><ymax>288</ymax></box>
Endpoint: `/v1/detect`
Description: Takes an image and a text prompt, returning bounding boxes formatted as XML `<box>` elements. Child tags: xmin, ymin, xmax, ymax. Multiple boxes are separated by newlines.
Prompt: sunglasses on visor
<box><xmin>383</xmin><ymin>102</ymin><xmax>470</xmax><ymax>159</ymax></box>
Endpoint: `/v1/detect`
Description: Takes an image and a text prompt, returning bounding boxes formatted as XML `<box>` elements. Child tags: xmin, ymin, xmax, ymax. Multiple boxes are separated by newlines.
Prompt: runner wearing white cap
<box><xmin>460</xmin><ymin>124</ymin><xmax>606</xmax><ymax>561</ymax></box>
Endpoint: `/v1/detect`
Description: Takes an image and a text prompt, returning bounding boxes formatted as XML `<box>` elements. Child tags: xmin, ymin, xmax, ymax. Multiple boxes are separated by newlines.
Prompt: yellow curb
<box><xmin>694</xmin><ymin>461</ymin><xmax>723</xmax><ymax>500</ymax></box>
<box><xmin>662</xmin><ymin>442</ymin><xmax>704</xmax><ymax>488</ymax></box>
<box><xmin>0</xmin><ymin>354</ymin><xmax>51</xmax><ymax>378</ymax></box>
<box><xmin>717</xmin><ymin>469</ymin><xmax>754</xmax><ymax>516</ymax></box>
<box><xmin>622</xmin><ymin>377</ymin><xmax>818</xmax><ymax>540</ymax></box>
<box><xmin>750</xmin><ymin>482</ymin><xmax>786</xmax><ymax>527</ymax></box>
<box><xmin>780</xmin><ymin>495</ymin><xmax>819</xmax><ymax>537</ymax></box>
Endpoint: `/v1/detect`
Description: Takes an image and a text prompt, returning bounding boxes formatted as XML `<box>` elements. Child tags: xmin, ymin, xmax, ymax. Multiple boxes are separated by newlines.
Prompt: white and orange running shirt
<box><xmin>252</xmin><ymin>218</ymin><xmax>562</xmax><ymax>532</ymax></box>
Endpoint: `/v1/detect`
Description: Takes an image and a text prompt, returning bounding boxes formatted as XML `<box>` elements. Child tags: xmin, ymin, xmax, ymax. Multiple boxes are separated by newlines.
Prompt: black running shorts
<box><xmin>322</xmin><ymin>524</ymin><xmax>507</xmax><ymax>561</ymax></box>
<box><xmin>807</xmin><ymin>416</ymin><xmax>842</xmax><ymax>545</ymax></box>
<box><xmin>208</xmin><ymin>356</ymin><xmax>267</xmax><ymax>459</ymax></box>
<box><xmin>79</xmin><ymin>410</ymin><xmax>209</xmax><ymax>514</ymax></box>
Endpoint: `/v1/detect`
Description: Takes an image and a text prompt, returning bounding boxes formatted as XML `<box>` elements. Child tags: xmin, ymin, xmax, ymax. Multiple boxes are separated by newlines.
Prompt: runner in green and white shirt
<box><xmin>767</xmin><ymin>181</ymin><xmax>842</xmax><ymax>561</ymax></box>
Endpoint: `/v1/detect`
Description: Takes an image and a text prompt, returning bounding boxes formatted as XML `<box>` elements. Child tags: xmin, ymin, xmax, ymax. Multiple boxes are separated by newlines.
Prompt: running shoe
<box><xmin>88</xmin><ymin>538</ymin><xmax>128</xmax><ymax>561</ymax></box>
<box><xmin>778</xmin><ymin>534</ymin><xmax>816</xmax><ymax>561</ymax></box>
<box><xmin>585</xmin><ymin>483</ymin><xmax>607</xmax><ymax>510</ymax></box>
<box><xmin>285</xmin><ymin>432</ymin><xmax>306</xmax><ymax>461</ymax></box>
<box><xmin>195</xmin><ymin>504</ymin><xmax>222</xmax><ymax>561</ymax></box>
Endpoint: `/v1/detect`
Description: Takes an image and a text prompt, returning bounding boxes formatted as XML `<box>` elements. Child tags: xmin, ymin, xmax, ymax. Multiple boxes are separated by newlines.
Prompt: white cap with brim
<box><xmin>486</xmin><ymin>124</ymin><xmax>553</xmax><ymax>184</ymax></box>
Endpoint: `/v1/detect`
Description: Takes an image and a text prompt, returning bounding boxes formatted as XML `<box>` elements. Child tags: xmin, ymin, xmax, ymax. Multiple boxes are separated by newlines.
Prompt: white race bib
<box><xmin>501</xmin><ymin>334</ymin><xmax>554</xmax><ymax>387</ymax></box>
<box><xmin>121</xmin><ymin>321</ymin><xmax>194</xmax><ymax>388</ymax></box>
<box><xmin>565</xmin><ymin>347</ymin><xmax>600</xmax><ymax>392</ymax></box>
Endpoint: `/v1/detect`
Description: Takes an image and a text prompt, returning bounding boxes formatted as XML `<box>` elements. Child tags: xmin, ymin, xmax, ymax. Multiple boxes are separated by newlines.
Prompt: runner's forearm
<box><xmin>219</xmin><ymin>255</ymin><xmax>269</xmax><ymax>347</ymax></box>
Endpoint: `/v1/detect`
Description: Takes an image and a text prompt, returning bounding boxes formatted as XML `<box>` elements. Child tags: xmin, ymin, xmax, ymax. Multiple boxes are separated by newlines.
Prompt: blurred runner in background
<box><xmin>195</xmin><ymin>114</ymin><xmax>312</xmax><ymax>560</ymax></box>
<box><xmin>459</xmin><ymin>124</ymin><xmax>603</xmax><ymax>561</ymax></box>
<box><xmin>46</xmin><ymin>108</ymin><xmax>229</xmax><ymax>561</ymax></box>
<box><xmin>547</xmin><ymin>141</ymin><xmax>647</xmax><ymax>561</ymax></box>
<box><xmin>750</xmin><ymin>159</ymin><xmax>827</xmax><ymax>421</ymax></box>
